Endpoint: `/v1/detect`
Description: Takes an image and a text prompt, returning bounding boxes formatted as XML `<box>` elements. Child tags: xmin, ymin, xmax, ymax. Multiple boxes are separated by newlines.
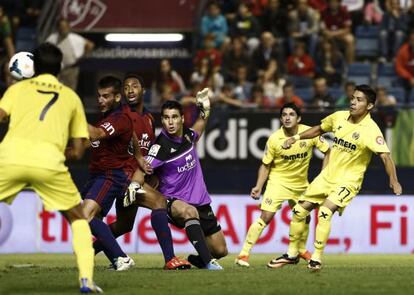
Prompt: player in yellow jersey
<box><xmin>235</xmin><ymin>103</ymin><xmax>330</xmax><ymax>267</ymax></box>
<box><xmin>0</xmin><ymin>43</ymin><xmax>102</xmax><ymax>293</ymax></box>
<box><xmin>271</xmin><ymin>84</ymin><xmax>402</xmax><ymax>271</ymax></box>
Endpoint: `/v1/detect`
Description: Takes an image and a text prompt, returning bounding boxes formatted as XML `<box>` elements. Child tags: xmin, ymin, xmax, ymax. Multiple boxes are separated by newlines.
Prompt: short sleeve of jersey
<box><xmin>0</xmin><ymin>84</ymin><xmax>18</xmax><ymax>115</ymax></box>
<box><xmin>365</xmin><ymin>125</ymin><xmax>390</xmax><ymax>154</ymax></box>
<box><xmin>69</xmin><ymin>95</ymin><xmax>88</xmax><ymax>138</ymax></box>
<box><xmin>262</xmin><ymin>135</ymin><xmax>278</xmax><ymax>165</ymax></box>
<box><xmin>99</xmin><ymin>113</ymin><xmax>132</xmax><ymax>138</ymax></box>
<box><xmin>146</xmin><ymin>144</ymin><xmax>164</xmax><ymax>169</ymax></box>
<box><xmin>314</xmin><ymin>135</ymin><xmax>330</xmax><ymax>153</ymax></box>
<box><xmin>320</xmin><ymin>112</ymin><xmax>338</xmax><ymax>132</ymax></box>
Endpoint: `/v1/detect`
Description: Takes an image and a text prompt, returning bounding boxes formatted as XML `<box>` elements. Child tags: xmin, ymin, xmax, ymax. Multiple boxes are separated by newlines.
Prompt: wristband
<box><xmin>293</xmin><ymin>134</ymin><xmax>300</xmax><ymax>141</ymax></box>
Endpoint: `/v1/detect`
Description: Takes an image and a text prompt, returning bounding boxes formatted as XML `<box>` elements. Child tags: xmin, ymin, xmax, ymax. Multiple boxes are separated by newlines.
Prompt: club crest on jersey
<box><xmin>352</xmin><ymin>132</ymin><xmax>360</xmax><ymax>140</ymax></box>
<box><xmin>300</xmin><ymin>141</ymin><xmax>307</xmax><ymax>148</ymax></box>
<box><xmin>376</xmin><ymin>136</ymin><xmax>384</xmax><ymax>145</ymax></box>
<box><xmin>148</xmin><ymin>144</ymin><xmax>161</xmax><ymax>156</ymax></box>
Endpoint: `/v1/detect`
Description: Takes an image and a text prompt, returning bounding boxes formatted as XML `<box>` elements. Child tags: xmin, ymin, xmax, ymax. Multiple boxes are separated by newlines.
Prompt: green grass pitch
<box><xmin>1</xmin><ymin>254</ymin><xmax>414</xmax><ymax>294</ymax></box>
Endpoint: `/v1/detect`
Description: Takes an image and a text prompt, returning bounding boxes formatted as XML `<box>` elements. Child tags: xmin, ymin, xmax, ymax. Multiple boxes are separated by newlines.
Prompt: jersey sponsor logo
<box><xmin>148</xmin><ymin>144</ymin><xmax>161</xmax><ymax>157</ymax></box>
<box><xmin>100</xmin><ymin>122</ymin><xmax>115</xmax><ymax>135</ymax></box>
<box><xmin>138</xmin><ymin>133</ymin><xmax>151</xmax><ymax>150</ymax></box>
<box><xmin>376</xmin><ymin>136</ymin><xmax>384</xmax><ymax>145</ymax></box>
<box><xmin>333</xmin><ymin>137</ymin><xmax>357</xmax><ymax>151</ymax></box>
<box><xmin>282</xmin><ymin>152</ymin><xmax>308</xmax><ymax>161</ymax></box>
<box><xmin>352</xmin><ymin>132</ymin><xmax>360</xmax><ymax>140</ymax></box>
<box><xmin>90</xmin><ymin>140</ymin><xmax>100</xmax><ymax>148</ymax></box>
<box><xmin>177</xmin><ymin>153</ymin><xmax>196</xmax><ymax>173</ymax></box>
<box><xmin>127</xmin><ymin>139</ymin><xmax>134</xmax><ymax>155</ymax></box>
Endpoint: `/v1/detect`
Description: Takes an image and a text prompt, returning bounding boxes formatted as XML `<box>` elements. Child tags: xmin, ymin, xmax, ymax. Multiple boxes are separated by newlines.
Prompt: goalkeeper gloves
<box><xmin>123</xmin><ymin>181</ymin><xmax>146</xmax><ymax>207</ymax></box>
<box><xmin>196</xmin><ymin>87</ymin><xmax>211</xmax><ymax>119</ymax></box>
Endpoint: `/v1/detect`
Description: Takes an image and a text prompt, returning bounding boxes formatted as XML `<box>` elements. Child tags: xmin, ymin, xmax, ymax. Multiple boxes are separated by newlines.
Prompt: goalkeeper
<box><xmin>125</xmin><ymin>89</ymin><xmax>228</xmax><ymax>270</ymax></box>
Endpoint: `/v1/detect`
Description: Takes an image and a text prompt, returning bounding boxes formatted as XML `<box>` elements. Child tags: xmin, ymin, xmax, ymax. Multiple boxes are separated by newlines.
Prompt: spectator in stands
<box><xmin>251</xmin><ymin>31</ymin><xmax>285</xmax><ymax>79</ymax></box>
<box><xmin>262</xmin><ymin>59</ymin><xmax>286</xmax><ymax>104</ymax></box>
<box><xmin>230</xmin><ymin>2</ymin><xmax>261</xmax><ymax>54</ymax></box>
<box><xmin>221</xmin><ymin>36</ymin><xmax>251</xmax><ymax>82</ymax></box>
<box><xmin>408</xmin><ymin>2</ymin><xmax>414</xmax><ymax>29</ymax></box>
<box><xmin>310</xmin><ymin>76</ymin><xmax>335</xmax><ymax>109</ymax></box>
<box><xmin>288</xmin><ymin>0</ymin><xmax>319</xmax><ymax>58</ymax></box>
<box><xmin>200</xmin><ymin>1</ymin><xmax>228</xmax><ymax>49</ymax></box>
<box><xmin>194</xmin><ymin>34</ymin><xmax>222</xmax><ymax>71</ymax></box>
<box><xmin>190</xmin><ymin>57</ymin><xmax>224</xmax><ymax>97</ymax></box>
<box><xmin>308</xmin><ymin>0</ymin><xmax>327</xmax><ymax>12</ymax></box>
<box><xmin>379</xmin><ymin>0</ymin><xmax>407</xmax><ymax>63</ymax></box>
<box><xmin>376</xmin><ymin>86</ymin><xmax>397</xmax><ymax>107</ymax></box>
<box><xmin>287</xmin><ymin>41</ymin><xmax>315</xmax><ymax>79</ymax></box>
<box><xmin>231</xmin><ymin>65</ymin><xmax>253</xmax><ymax>102</ymax></box>
<box><xmin>20</xmin><ymin>0</ymin><xmax>44</xmax><ymax>27</ymax></box>
<box><xmin>336</xmin><ymin>80</ymin><xmax>356</xmax><ymax>109</ymax></box>
<box><xmin>251</xmin><ymin>84</ymin><xmax>269</xmax><ymax>108</ymax></box>
<box><xmin>46</xmin><ymin>18</ymin><xmax>94</xmax><ymax>91</ymax></box>
<box><xmin>342</xmin><ymin>0</ymin><xmax>365</xmax><ymax>30</ymax></box>
<box><xmin>274</xmin><ymin>81</ymin><xmax>305</xmax><ymax>109</ymax></box>
<box><xmin>261</xmin><ymin>0</ymin><xmax>289</xmax><ymax>43</ymax></box>
<box><xmin>395</xmin><ymin>30</ymin><xmax>414</xmax><ymax>92</ymax></box>
<box><xmin>0</xmin><ymin>5</ymin><xmax>14</xmax><ymax>88</ymax></box>
<box><xmin>320</xmin><ymin>0</ymin><xmax>355</xmax><ymax>63</ymax></box>
<box><xmin>152</xmin><ymin>59</ymin><xmax>187</xmax><ymax>106</ymax></box>
<box><xmin>364</xmin><ymin>0</ymin><xmax>384</xmax><ymax>25</ymax></box>
<box><xmin>217</xmin><ymin>84</ymin><xmax>242</xmax><ymax>108</ymax></box>
<box><xmin>315</xmin><ymin>38</ymin><xmax>346</xmax><ymax>86</ymax></box>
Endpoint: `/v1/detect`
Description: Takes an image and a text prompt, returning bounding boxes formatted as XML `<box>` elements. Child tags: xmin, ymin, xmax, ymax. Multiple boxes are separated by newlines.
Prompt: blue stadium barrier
<box><xmin>355</xmin><ymin>25</ymin><xmax>380</xmax><ymax>58</ymax></box>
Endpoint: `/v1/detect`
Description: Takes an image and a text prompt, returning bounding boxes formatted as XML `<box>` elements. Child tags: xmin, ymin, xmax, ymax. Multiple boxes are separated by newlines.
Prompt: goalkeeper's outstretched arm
<box><xmin>192</xmin><ymin>87</ymin><xmax>212</xmax><ymax>141</ymax></box>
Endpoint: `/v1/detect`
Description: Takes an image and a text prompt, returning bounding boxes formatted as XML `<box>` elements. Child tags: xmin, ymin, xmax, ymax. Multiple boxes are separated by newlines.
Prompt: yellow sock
<box><xmin>287</xmin><ymin>204</ymin><xmax>309</xmax><ymax>257</ymax></box>
<box><xmin>239</xmin><ymin>218</ymin><xmax>267</xmax><ymax>256</ymax></box>
<box><xmin>298</xmin><ymin>219</ymin><xmax>310</xmax><ymax>254</ymax></box>
<box><xmin>71</xmin><ymin>219</ymin><xmax>94</xmax><ymax>285</ymax></box>
<box><xmin>312</xmin><ymin>206</ymin><xmax>334</xmax><ymax>262</ymax></box>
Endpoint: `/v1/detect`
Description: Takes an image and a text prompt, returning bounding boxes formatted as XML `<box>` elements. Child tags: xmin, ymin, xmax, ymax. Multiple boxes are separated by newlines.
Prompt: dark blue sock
<box><xmin>151</xmin><ymin>208</ymin><xmax>175</xmax><ymax>262</ymax></box>
<box><xmin>93</xmin><ymin>223</ymin><xmax>121</xmax><ymax>255</ymax></box>
<box><xmin>89</xmin><ymin>218</ymin><xmax>126</xmax><ymax>262</ymax></box>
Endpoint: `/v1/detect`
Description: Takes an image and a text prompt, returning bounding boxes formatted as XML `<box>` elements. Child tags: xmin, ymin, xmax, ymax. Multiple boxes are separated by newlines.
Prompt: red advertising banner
<box><xmin>61</xmin><ymin>0</ymin><xmax>199</xmax><ymax>32</ymax></box>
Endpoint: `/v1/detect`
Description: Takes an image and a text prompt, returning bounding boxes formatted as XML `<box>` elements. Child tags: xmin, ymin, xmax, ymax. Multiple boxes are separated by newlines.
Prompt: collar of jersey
<box><xmin>102</xmin><ymin>104</ymin><xmax>122</xmax><ymax>117</ymax></box>
<box><xmin>346</xmin><ymin>111</ymin><xmax>371</xmax><ymax>126</ymax></box>
<box><xmin>161</xmin><ymin>128</ymin><xmax>183</xmax><ymax>143</ymax></box>
<box><xmin>34</xmin><ymin>74</ymin><xmax>59</xmax><ymax>83</ymax></box>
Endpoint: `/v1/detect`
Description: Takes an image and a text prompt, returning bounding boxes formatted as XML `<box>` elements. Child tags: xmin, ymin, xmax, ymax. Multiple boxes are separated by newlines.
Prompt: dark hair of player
<box><xmin>98</xmin><ymin>76</ymin><xmax>122</xmax><ymax>95</ymax></box>
<box><xmin>123</xmin><ymin>73</ymin><xmax>145</xmax><ymax>88</ymax></box>
<box><xmin>161</xmin><ymin>100</ymin><xmax>183</xmax><ymax>116</ymax></box>
<box><xmin>280</xmin><ymin>102</ymin><xmax>301</xmax><ymax>118</ymax></box>
<box><xmin>33</xmin><ymin>43</ymin><xmax>63</xmax><ymax>76</ymax></box>
<box><xmin>355</xmin><ymin>84</ymin><xmax>376</xmax><ymax>105</ymax></box>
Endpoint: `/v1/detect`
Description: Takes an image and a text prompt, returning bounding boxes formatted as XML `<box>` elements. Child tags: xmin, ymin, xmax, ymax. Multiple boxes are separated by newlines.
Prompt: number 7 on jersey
<box><xmin>37</xmin><ymin>90</ymin><xmax>59</xmax><ymax>121</ymax></box>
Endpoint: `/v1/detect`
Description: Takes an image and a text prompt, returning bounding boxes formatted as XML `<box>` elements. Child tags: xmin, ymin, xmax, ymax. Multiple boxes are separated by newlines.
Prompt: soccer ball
<box><xmin>9</xmin><ymin>51</ymin><xmax>34</xmax><ymax>80</ymax></box>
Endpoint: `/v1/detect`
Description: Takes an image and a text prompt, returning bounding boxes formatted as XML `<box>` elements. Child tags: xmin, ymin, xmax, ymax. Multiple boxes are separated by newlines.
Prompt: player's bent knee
<box><xmin>292</xmin><ymin>204</ymin><xmax>310</xmax><ymax>221</ymax></box>
<box><xmin>181</xmin><ymin>205</ymin><xmax>199</xmax><ymax>220</ymax></box>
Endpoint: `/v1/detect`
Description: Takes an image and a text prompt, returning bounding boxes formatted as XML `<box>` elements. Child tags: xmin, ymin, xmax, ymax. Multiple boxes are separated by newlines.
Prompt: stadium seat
<box><xmin>329</xmin><ymin>87</ymin><xmax>344</xmax><ymax>100</ymax></box>
<box><xmin>376</xmin><ymin>63</ymin><xmax>398</xmax><ymax>87</ymax></box>
<box><xmin>295</xmin><ymin>88</ymin><xmax>313</xmax><ymax>103</ymax></box>
<box><xmin>408</xmin><ymin>89</ymin><xmax>414</xmax><ymax>104</ymax></box>
<box><xmin>289</xmin><ymin>76</ymin><xmax>313</xmax><ymax>89</ymax></box>
<box><xmin>15</xmin><ymin>27</ymin><xmax>36</xmax><ymax>52</ymax></box>
<box><xmin>355</xmin><ymin>25</ymin><xmax>380</xmax><ymax>58</ymax></box>
<box><xmin>347</xmin><ymin>63</ymin><xmax>372</xmax><ymax>85</ymax></box>
<box><xmin>387</xmin><ymin>87</ymin><xmax>406</xmax><ymax>104</ymax></box>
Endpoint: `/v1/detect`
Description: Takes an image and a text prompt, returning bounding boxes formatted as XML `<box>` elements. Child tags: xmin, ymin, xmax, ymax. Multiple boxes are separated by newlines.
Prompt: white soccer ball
<box><xmin>8</xmin><ymin>51</ymin><xmax>34</xmax><ymax>80</ymax></box>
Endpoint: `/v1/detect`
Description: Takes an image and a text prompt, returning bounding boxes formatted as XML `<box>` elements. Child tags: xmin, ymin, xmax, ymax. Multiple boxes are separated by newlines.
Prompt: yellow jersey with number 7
<box><xmin>0</xmin><ymin>74</ymin><xmax>88</xmax><ymax>171</ymax></box>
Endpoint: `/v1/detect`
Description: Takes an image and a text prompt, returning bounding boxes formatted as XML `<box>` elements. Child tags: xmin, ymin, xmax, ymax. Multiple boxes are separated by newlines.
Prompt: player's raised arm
<box><xmin>192</xmin><ymin>88</ymin><xmax>211</xmax><ymax>139</ymax></box>
<box><xmin>283</xmin><ymin>125</ymin><xmax>324</xmax><ymax>149</ymax></box>
<box><xmin>378</xmin><ymin>152</ymin><xmax>402</xmax><ymax>195</ymax></box>
<box><xmin>251</xmin><ymin>163</ymin><xmax>271</xmax><ymax>200</ymax></box>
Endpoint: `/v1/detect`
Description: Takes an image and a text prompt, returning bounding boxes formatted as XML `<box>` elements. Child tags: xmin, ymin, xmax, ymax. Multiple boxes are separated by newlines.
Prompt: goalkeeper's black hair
<box><xmin>355</xmin><ymin>84</ymin><xmax>376</xmax><ymax>105</ymax></box>
<box><xmin>161</xmin><ymin>100</ymin><xmax>183</xmax><ymax>116</ymax></box>
<box><xmin>33</xmin><ymin>43</ymin><xmax>62</xmax><ymax>76</ymax></box>
<box><xmin>280</xmin><ymin>102</ymin><xmax>301</xmax><ymax>118</ymax></box>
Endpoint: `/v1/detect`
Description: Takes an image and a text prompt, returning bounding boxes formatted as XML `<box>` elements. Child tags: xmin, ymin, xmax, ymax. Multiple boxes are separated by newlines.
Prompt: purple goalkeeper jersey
<box><xmin>145</xmin><ymin>127</ymin><xmax>211</xmax><ymax>206</ymax></box>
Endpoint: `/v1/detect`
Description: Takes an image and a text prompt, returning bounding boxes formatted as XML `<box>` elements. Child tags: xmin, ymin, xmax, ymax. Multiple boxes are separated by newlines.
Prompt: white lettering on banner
<box><xmin>0</xmin><ymin>193</ymin><xmax>413</xmax><ymax>253</ymax></box>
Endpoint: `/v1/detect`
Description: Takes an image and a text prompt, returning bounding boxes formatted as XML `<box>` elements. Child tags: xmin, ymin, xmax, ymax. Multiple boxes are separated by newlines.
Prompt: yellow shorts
<box><xmin>300</xmin><ymin>174</ymin><xmax>358</xmax><ymax>211</ymax></box>
<box><xmin>261</xmin><ymin>182</ymin><xmax>305</xmax><ymax>213</ymax></box>
<box><xmin>0</xmin><ymin>164</ymin><xmax>81</xmax><ymax>211</ymax></box>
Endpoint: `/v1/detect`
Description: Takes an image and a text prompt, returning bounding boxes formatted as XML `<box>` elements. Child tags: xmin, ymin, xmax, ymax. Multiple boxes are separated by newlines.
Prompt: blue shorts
<box><xmin>81</xmin><ymin>169</ymin><xmax>131</xmax><ymax>216</ymax></box>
